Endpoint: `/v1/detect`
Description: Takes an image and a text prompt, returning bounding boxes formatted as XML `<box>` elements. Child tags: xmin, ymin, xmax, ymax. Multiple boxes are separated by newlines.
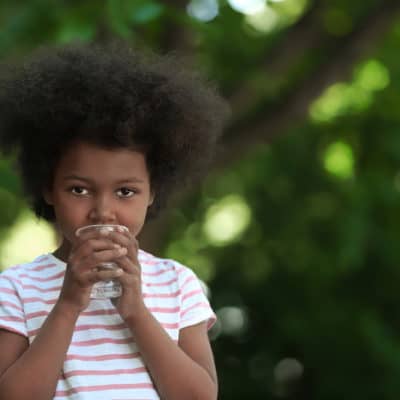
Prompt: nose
<box><xmin>88</xmin><ymin>194</ymin><xmax>117</xmax><ymax>224</ymax></box>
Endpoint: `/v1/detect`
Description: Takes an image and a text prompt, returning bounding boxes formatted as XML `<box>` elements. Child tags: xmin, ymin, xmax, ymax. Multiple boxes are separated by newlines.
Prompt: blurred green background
<box><xmin>1</xmin><ymin>0</ymin><xmax>400</xmax><ymax>398</ymax></box>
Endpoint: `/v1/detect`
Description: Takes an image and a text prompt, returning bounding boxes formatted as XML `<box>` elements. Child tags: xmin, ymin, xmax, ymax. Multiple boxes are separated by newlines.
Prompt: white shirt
<box><xmin>0</xmin><ymin>250</ymin><xmax>216</xmax><ymax>399</ymax></box>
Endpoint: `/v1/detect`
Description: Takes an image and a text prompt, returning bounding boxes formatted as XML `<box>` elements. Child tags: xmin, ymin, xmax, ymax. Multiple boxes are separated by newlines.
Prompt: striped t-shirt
<box><xmin>0</xmin><ymin>250</ymin><xmax>216</xmax><ymax>400</ymax></box>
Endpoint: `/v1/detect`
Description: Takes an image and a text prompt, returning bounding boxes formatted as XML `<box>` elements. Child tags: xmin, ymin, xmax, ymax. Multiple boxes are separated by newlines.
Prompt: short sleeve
<box><xmin>178</xmin><ymin>266</ymin><xmax>216</xmax><ymax>330</ymax></box>
<box><xmin>0</xmin><ymin>270</ymin><xmax>27</xmax><ymax>337</ymax></box>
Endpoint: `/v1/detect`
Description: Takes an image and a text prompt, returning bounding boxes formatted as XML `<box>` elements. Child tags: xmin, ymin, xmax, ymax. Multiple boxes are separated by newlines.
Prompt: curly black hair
<box><xmin>0</xmin><ymin>41</ymin><xmax>229</xmax><ymax>221</ymax></box>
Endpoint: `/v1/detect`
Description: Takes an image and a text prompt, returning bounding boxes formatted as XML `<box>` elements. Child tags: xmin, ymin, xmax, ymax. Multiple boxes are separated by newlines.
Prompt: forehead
<box><xmin>55</xmin><ymin>141</ymin><xmax>149</xmax><ymax>180</ymax></box>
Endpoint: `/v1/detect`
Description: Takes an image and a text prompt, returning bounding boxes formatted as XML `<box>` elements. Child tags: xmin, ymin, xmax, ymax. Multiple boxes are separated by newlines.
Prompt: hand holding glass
<box><xmin>75</xmin><ymin>224</ymin><xmax>128</xmax><ymax>299</ymax></box>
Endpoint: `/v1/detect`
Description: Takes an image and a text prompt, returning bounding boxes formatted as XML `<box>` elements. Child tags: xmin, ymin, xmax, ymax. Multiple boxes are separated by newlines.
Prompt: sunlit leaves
<box><xmin>203</xmin><ymin>194</ymin><xmax>252</xmax><ymax>246</ymax></box>
<box><xmin>354</xmin><ymin>59</ymin><xmax>390</xmax><ymax>92</ymax></box>
<box><xmin>310</xmin><ymin>59</ymin><xmax>390</xmax><ymax>123</ymax></box>
<box><xmin>323</xmin><ymin>141</ymin><xmax>354</xmax><ymax>179</ymax></box>
<box><xmin>0</xmin><ymin>209</ymin><xmax>57</xmax><ymax>267</ymax></box>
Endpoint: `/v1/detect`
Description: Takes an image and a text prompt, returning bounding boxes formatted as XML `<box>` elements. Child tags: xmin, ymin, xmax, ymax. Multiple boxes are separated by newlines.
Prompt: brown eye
<box><xmin>117</xmin><ymin>188</ymin><xmax>135</xmax><ymax>198</ymax></box>
<box><xmin>71</xmin><ymin>186</ymin><xmax>88</xmax><ymax>195</ymax></box>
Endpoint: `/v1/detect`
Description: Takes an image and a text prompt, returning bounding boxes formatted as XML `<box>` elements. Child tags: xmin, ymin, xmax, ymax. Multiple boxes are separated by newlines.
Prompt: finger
<box><xmin>107</xmin><ymin>231</ymin><xmax>139</xmax><ymax>263</ymax></box>
<box><xmin>114</xmin><ymin>257</ymin><xmax>141</xmax><ymax>287</ymax></box>
<box><xmin>80</xmin><ymin>267</ymin><xmax>123</xmax><ymax>284</ymax></box>
<box><xmin>114</xmin><ymin>257</ymin><xmax>141</xmax><ymax>290</ymax></box>
<box><xmin>69</xmin><ymin>239</ymin><xmax>123</xmax><ymax>266</ymax></box>
<box><xmin>88</xmin><ymin>246</ymin><xmax>128</xmax><ymax>266</ymax></box>
<box><xmin>70</xmin><ymin>246</ymin><xmax>128</xmax><ymax>271</ymax></box>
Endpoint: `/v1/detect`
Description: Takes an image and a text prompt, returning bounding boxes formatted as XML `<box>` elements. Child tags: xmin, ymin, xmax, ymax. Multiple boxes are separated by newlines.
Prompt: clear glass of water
<box><xmin>75</xmin><ymin>224</ymin><xmax>129</xmax><ymax>299</ymax></box>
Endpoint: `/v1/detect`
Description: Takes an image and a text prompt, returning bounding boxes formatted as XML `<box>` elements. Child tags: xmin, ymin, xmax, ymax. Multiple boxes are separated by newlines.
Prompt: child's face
<box><xmin>44</xmin><ymin>140</ymin><xmax>154</xmax><ymax>248</ymax></box>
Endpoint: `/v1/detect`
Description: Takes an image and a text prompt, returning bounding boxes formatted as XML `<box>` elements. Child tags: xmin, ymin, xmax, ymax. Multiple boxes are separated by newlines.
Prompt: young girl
<box><xmin>0</xmin><ymin>43</ymin><xmax>228</xmax><ymax>400</ymax></box>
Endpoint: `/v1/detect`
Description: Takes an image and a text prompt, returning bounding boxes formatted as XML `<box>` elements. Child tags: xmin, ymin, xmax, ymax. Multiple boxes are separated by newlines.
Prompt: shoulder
<box><xmin>139</xmin><ymin>249</ymin><xmax>183</xmax><ymax>274</ymax></box>
<box><xmin>138</xmin><ymin>249</ymin><xmax>207</xmax><ymax>293</ymax></box>
<box><xmin>139</xmin><ymin>249</ymin><xmax>197</xmax><ymax>276</ymax></box>
<box><xmin>0</xmin><ymin>254</ymin><xmax>62</xmax><ymax>283</ymax></box>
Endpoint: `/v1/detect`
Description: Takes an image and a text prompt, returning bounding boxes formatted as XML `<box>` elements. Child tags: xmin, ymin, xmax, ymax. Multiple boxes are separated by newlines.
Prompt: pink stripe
<box><xmin>180</xmin><ymin>301</ymin><xmax>209</xmax><ymax>318</ymax></box>
<box><xmin>141</xmin><ymin>258</ymin><xmax>173</xmax><ymax>267</ymax></box>
<box><xmin>0</xmin><ymin>287</ymin><xmax>17</xmax><ymax>295</ymax></box>
<box><xmin>182</xmin><ymin>289</ymin><xmax>202</xmax><ymax>302</ymax></box>
<box><xmin>55</xmin><ymin>382</ymin><xmax>153</xmax><ymax>396</ymax></box>
<box><xmin>175</xmin><ymin>265</ymin><xmax>186</xmax><ymax>273</ymax></box>
<box><xmin>34</xmin><ymin>255</ymin><xmax>50</xmax><ymax>262</ymax></box>
<box><xmin>71</xmin><ymin>337</ymin><xmax>133</xmax><ymax>347</ymax></box>
<box><xmin>66</xmin><ymin>352</ymin><xmax>139</xmax><ymax>361</ymax></box>
<box><xmin>143</xmin><ymin>277</ymin><xmax>178</xmax><ymax>287</ymax></box>
<box><xmin>83</xmin><ymin>306</ymin><xmax>180</xmax><ymax>314</ymax></box>
<box><xmin>1</xmin><ymin>300</ymin><xmax>23</xmax><ymax>312</ymax></box>
<box><xmin>63</xmin><ymin>366</ymin><xmax>146</xmax><ymax>378</ymax></box>
<box><xmin>148</xmin><ymin>305</ymin><xmax>180</xmax><ymax>313</ymax></box>
<box><xmin>181</xmin><ymin>275</ymin><xmax>196</xmax><ymax>290</ymax></box>
<box><xmin>23</xmin><ymin>297</ymin><xmax>56</xmax><ymax>305</ymax></box>
<box><xmin>161</xmin><ymin>322</ymin><xmax>179</xmax><ymax>329</ymax></box>
<box><xmin>19</xmin><ymin>271</ymin><xmax>64</xmax><ymax>282</ymax></box>
<box><xmin>26</xmin><ymin>310</ymin><xmax>47</xmax><ymax>319</ymax></box>
<box><xmin>0</xmin><ymin>315</ymin><xmax>24</xmax><ymax>322</ymax></box>
<box><xmin>1</xmin><ymin>275</ymin><xmax>23</xmax><ymax>286</ymax></box>
<box><xmin>142</xmin><ymin>267</ymin><xmax>174</xmax><ymax>277</ymax></box>
<box><xmin>29</xmin><ymin>322</ymin><xmax>127</xmax><ymax>337</ymax></box>
<box><xmin>27</xmin><ymin>305</ymin><xmax>180</xmax><ymax>320</ymax></box>
<box><xmin>22</xmin><ymin>284</ymin><xmax>61</xmax><ymax>293</ymax></box>
<box><xmin>143</xmin><ymin>290</ymin><xmax>180</xmax><ymax>299</ymax></box>
<box><xmin>30</xmin><ymin>263</ymin><xmax>57</xmax><ymax>271</ymax></box>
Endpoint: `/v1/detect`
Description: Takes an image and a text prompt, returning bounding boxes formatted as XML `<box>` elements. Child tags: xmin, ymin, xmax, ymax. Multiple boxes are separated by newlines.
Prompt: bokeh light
<box><xmin>216</xmin><ymin>306</ymin><xmax>248</xmax><ymax>336</ymax></box>
<box><xmin>310</xmin><ymin>59</ymin><xmax>390</xmax><ymax>123</ymax></box>
<box><xmin>0</xmin><ymin>209</ymin><xmax>57</xmax><ymax>268</ymax></box>
<box><xmin>246</xmin><ymin>4</ymin><xmax>279</xmax><ymax>33</ymax></box>
<box><xmin>187</xmin><ymin>0</ymin><xmax>219</xmax><ymax>22</ymax></box>
<box><xmin>323</xmin><ymin>141</ymin><xmax>354</xmax><ymax>179</ymax></box>
<box><xmin>354</xmin><ymin>59</ymin><xmax>390</xmax><ymax>92</ymax></box>
<box><xmin>203</xmin><ymin>194</ymin><xmax>252</xmax><ymax>246</ymax></box>
<box><xmin>273</xmin><ymin>358</ymin><xmax>304</xmax><ymax>397</ymax></box>
<box><xmin>228</xmin><ymin>0</ymin><xmax>266</xmax><ymax>15</ymax></box>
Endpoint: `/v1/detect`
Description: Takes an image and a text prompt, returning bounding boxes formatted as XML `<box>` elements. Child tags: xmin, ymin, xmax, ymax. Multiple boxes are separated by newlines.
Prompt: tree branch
<box><xmin>160</xmin><ymin>0</ymin><xmax>193</xmax><ymax>54</ymax></box>
<box><xmin>222</xmin><ymin>0</ymin><xmax>400</xmax><ymax>168</ymax></box>
<box><xmin>140</xmin><ymin>0</ymin><xmax>400</xmax><ymax>252</ymax></box>
<box><xmin>229</xmin><ymin>0</ymin><xmax>326</xmax><ymax>114</ymax></box>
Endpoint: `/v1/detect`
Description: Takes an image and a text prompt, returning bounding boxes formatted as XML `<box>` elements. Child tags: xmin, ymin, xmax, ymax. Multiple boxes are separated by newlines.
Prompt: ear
<box><xmin>43</xmin><ymin>188</ymin><xmax>53</xmax><ymax>205</ymax></box>
<box><xmin>148</xmin><ymin>191</ymin><xmax>155</xmax><ymax>207</ymax></box>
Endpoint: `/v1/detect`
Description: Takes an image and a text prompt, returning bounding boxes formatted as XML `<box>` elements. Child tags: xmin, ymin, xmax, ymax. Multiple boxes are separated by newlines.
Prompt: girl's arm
<box><xmin>0</xmin><ymin>232</ymin><xmax>128</xmax><ymax>400</ymax></box>
<box><xmin>0</xmin><ymin>302</ymin><xmax>79</xmax><ymax>400</ymax></box>
<box><xmin>105</xmin><ymin>231</ymin><xmax>218</xmax><ymax>400</ymax></box>
<box><xmin>125</xmin><ymin>309</ymin><xmax>218</xmax><ymax>400</ymax></box>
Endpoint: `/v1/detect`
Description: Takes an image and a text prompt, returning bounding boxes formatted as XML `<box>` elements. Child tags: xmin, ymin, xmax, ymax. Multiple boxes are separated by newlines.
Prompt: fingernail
<box><xmin>119</xmin><ymin>247</ymin><xmax>127</xmax><ymax>254</ymax></box>
<box><xmin>115</xmin><ymin>268</ymin><xmax>123</xmax><ymax>276</ymax></box>
<box><xmin>114</xmin><ymin>244</ymin><xmax>121</xmax><ymax>249</ymax></box>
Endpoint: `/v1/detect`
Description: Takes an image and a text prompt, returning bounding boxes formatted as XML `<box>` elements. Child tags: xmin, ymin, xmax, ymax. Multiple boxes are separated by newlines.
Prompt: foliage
<box><xmin>1</xmin><ymin>0</ymin><xmax>400</xmax><ymax>398</ymax></box>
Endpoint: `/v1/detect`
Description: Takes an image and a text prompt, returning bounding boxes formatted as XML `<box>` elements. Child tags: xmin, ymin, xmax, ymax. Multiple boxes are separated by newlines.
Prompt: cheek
<box><xmin>53</xmin><ymin>202</ymin><xmax>87</xmax><ymax>235</ymax></box>
<box><xmin>120</xmin><ymin>206</ymin><xmax>148</xmax><ymax>236</ymax></box>
<box><xmin>130</xmin><ymin>219</ymin><xmax>146</xmax><ymax>237</ymax></box>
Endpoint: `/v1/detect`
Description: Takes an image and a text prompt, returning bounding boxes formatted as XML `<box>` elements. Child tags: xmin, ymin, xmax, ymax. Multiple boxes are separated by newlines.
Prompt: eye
<box><xmin>70</xmin><ymin>186</ymin><xmax>89</xmax><ymax>196</ymax></box>
<box><xmin>116</xmin><ymin>187</ymin><xmax>136</xmax><ymax>198</ymax></box>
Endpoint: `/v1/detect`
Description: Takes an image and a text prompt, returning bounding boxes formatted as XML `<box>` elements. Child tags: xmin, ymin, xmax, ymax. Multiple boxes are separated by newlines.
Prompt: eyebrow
<box><xmin>63</xmin><ymin>174</ymin><xmax>145</xmax><ymax>184</ymax></box>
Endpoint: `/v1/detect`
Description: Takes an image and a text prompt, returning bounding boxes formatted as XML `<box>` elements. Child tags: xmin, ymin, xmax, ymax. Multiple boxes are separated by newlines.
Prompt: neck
<box><xmin>52</xmin><ymin>240</ymin><xmax>72</xmax><ymax>263</ymax></box>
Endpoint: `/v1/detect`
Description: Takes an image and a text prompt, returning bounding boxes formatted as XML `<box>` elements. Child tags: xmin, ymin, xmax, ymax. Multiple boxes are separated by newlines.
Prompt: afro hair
<box><xmin>0</xmin><ymin>41</ymin><xmax>230</xmax><ymax>221</ymax></box>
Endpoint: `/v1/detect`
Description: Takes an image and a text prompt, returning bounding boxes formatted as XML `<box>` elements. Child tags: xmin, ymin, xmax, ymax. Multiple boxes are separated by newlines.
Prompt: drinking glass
<box><xmin>75</xmin><ymin>224</ymin><xmax>129</xmax><ymax>299</ymax></box>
